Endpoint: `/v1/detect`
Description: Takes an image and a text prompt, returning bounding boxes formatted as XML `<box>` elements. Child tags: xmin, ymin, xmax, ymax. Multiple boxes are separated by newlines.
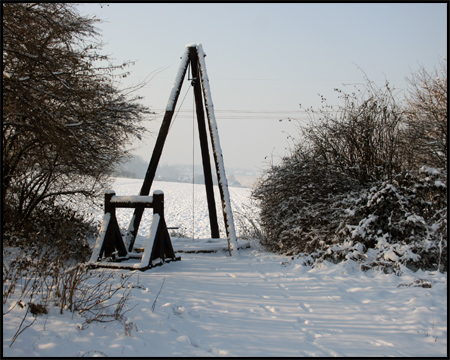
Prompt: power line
<box><xmin>130</xmin><ymin>76</ymin><xmax>408</xmax><ymax>84</ymax></box>
<box><xmin>147</xmin><ymin>108</ymin><xmax>338</xmax><ymax>121</ymax></box>
<box><xmin>150</xmin><ymin>109</ymin><xmax>337</xmax><ymax>114</ymax></box>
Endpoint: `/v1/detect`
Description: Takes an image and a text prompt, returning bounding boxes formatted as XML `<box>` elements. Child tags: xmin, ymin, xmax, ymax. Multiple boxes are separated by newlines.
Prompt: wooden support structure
<box><xmin>88</xmin><ymin>190</ymin><xmax>180</xmax><ymax>271</ymax></box>
<box><xmin>125</xmin><ymin>44</ymin><xmax>239</xmax><ymax>256</ymax></box>
<box><xmin>189</xmin><ymin>46</ymin><xmax>220</xmax><ymax>239</ymax></box>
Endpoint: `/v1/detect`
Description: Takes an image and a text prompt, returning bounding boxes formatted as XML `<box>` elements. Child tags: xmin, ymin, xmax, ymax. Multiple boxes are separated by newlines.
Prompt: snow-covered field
<box><xmin>3</xmin><ymin>177</ymin><xmax>447</xmax><ymax>357</ymax></box>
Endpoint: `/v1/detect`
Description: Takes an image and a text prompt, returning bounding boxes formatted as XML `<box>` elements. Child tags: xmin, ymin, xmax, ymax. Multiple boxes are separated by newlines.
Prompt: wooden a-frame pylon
<box><xmin>125</xmin><ymin>44</ymin><xmax>239</xmax><ymax>256</ymax></box>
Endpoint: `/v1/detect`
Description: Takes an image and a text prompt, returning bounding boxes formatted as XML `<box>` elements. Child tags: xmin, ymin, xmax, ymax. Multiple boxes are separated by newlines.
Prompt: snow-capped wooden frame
<box><xmin>88</xmin><ymin>190</ymin><xmax>180</xmax><ymax>271</ymax></box>
<box><xmin>126</xmin><ymin>44</ymin><xmax>239</xmax><ymax>256</ymax></box>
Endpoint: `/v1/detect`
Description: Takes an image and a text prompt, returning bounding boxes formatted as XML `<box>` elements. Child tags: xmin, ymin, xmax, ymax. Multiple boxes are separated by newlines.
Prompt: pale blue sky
<box><xmin>79</xmin><ymin>3</ymin><xmax>447</xmax><ymax>173</ymax></box>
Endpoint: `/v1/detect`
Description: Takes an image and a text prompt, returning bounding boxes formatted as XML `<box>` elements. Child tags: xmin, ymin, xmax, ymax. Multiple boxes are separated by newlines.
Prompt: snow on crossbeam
<box><xmin>110</xmin><ymin>195</ymin><xmax>154</xmax><ymax>208</ymax></box>
<box><xmin>110</xmin><ymin>195</ymin><xmax>154</xmax><ymax>203</ymax></box>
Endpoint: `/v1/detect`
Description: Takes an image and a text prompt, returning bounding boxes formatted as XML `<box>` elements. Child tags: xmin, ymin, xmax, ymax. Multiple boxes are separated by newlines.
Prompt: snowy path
<box><xmin>2</xmin><ymin>178</ymin><xmax>447</xmax><ymax>357</ymax></box>
<box><xmin>119</xmin><ymin>250</ymin><xmax>446</xmax><ymax>357</ymax></box>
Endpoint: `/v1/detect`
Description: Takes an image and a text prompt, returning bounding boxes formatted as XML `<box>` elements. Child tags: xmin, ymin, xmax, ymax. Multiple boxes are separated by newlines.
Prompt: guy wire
<box><xmin>168</xmin><ymin>77</ymin><xmax>192</xmax><ymax>135</ymax></box>
<box><xmin>192</xmin><ymin>83</ymin><xmax>195</xmax><ymax>241</ymax></box>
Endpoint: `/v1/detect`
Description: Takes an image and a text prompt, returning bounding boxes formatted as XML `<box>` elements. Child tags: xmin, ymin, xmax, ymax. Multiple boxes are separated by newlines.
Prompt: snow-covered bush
<box><xmin>329</xmin><ymin>167</ymin><xmax>447</xmax><ymax>273</ymax></box>
<box><xmin>252</xmin><ymin>155</ymin><xmax>361</xmax><ymax>254</ymax></box>
<box><xmin>253</xmin><ymin>71</ymin><xmax>447</xmax><ymax>273</ymax></box>
<box><xmin>253</xmin><ymin>160</ymin><xmax>447</xmax><ymax>273</ymax></box>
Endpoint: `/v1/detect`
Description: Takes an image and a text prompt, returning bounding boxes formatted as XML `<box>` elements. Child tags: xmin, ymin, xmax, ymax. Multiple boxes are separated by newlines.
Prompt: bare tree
<box><xmin>403</xmin><ymin>59</ymin><xmax>447</xmax><ymax>169</ymax></box>
<box><xmin>2</xmin><ymin>3</ymin><xmax>151</xmax><ymax>230</ymax></box>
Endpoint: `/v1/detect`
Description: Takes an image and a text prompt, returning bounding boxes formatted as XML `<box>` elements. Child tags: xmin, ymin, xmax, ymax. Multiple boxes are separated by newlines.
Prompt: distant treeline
<box><xmin>112</xmin><ymin>155</ymin><xmax>255</xmax><ymax>187</ymax></box>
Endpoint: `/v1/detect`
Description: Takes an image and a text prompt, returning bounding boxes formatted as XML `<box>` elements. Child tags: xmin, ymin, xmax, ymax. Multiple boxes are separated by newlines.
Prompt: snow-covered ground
<box><xmin>3</xmin><ymin>178</ymin><xmax>447</xmax><ymax>357</ymax></box>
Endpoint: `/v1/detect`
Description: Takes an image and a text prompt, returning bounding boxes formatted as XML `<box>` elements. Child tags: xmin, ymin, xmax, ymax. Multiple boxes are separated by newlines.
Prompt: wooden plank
<box><xmin>110</xmin><ymin>202</ymin><xmax>153</xmax><ymax>209</ymax></box>
<box><xmin>88</xmin><ymin>256</ymin><xmax>180</xmax><ymax>271</ymax></box>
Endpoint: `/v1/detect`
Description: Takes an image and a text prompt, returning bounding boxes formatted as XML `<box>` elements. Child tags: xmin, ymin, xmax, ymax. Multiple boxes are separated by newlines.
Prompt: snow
<box><xmin>64</xmin><ymin>121</ymin><xmax>84</xmax><ymax>127</ymax></box>
<box><xmin>384</xmin><ymin>249</ymin><xmax>400</xmax><ymax>262</ymax></box>
<box><xmin>406</xmin><ymin>213</ymin><xmax>426</xmax><ymax>224</ymax></box>
<box><xmin>140</xmin><ymin>214</ymin><xmax>160</xmax><ymax>266</ymax></box>
<box><xmin>110</xmin><ymin>195</ymin><xmax>154</xmax><ymax>204</ymax></box>
<box><xmin>165</xmin><ymin>47</ymin><xmax>190</xmax><ymax>112</ymax></box>
<box><xmin>3</xmin><ymin>177</ymin><xmax>448</xmax><ymax>357</ymax></box>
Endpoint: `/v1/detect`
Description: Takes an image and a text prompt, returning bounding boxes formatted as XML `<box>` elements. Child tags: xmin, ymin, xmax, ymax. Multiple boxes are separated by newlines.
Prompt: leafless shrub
<box><xmin>300</xmin><ymin>78</ymin><xmax>406</xmax><ymax>183</ymax></box>
<box><xmin>234</xmin><ymin>201</ymin><xmax>267</xmax><ymax>243</ymax></box>
<box><xmin>124</xmin><ymin>320</ymin><xmax>138</xmax><ymax>337</ymax></box>
<box><xmin>3</xmin><ymin>246</ymin><xmax>134</xmax><ymax>344</ymax></box>
<box><xmin>9</xmin><ymin>302</ymin><xmax>37</xmax><ymax>347</ymax></box>
<box><xmin>403</xmin><ymin>59</ymin><xmax>447</xmax><ymax>169</ymax></box>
